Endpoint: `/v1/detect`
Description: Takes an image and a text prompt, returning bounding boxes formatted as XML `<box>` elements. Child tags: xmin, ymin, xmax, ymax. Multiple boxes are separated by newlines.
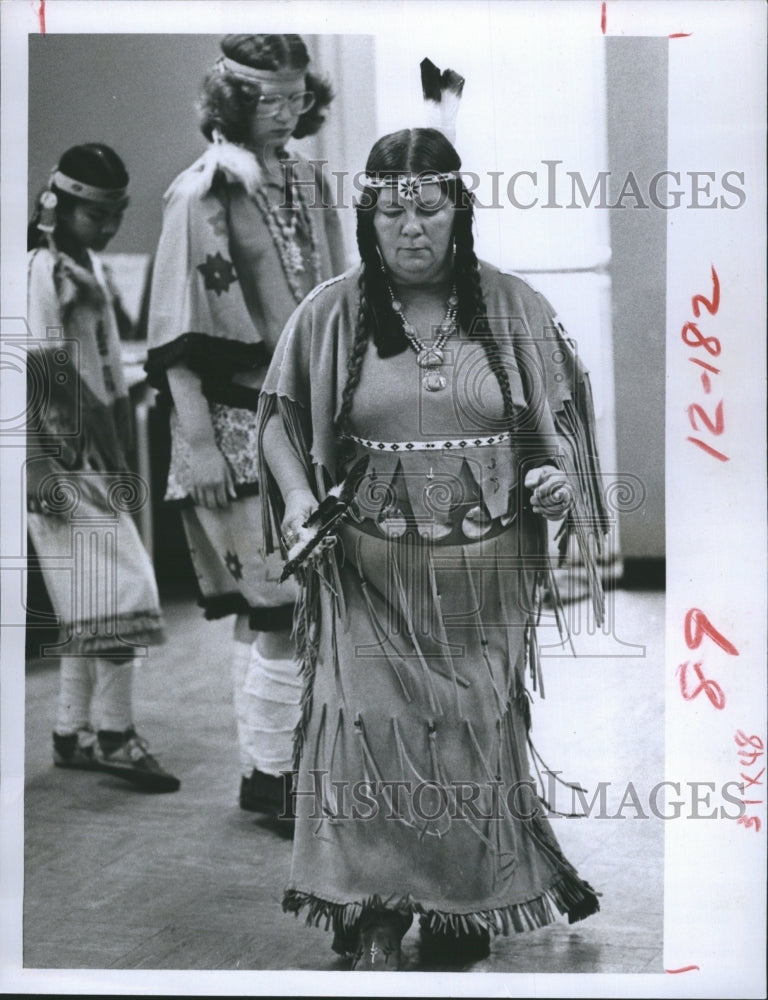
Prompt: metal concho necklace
<box><xmin>386</xmin><ymin>282</ymin><xmax>458</xmax><ymax>392</ymax></box>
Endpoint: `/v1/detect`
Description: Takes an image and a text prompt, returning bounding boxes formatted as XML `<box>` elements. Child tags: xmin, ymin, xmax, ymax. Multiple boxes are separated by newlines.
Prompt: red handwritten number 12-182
<box><xmin>683</xmin><ymin>265</ymin><xmax>728</xmax><ymax>461</ymax></box>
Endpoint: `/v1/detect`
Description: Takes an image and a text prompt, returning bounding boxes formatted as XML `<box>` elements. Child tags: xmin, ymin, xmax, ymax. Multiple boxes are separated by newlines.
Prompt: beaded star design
<box><xmin>398</xmin><ymin>176</ymin><xmax>420</xmax><ymax>200</ymax></box>
<box><xmin>197</xmin><ymin>252</ymin><xmax>237</xmax><ymax>295</ymax></box>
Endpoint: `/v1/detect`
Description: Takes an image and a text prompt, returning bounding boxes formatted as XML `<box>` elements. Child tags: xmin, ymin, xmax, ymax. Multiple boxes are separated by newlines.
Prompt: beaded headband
<box><xmin>360</xmin><ymin>172</ymin><xmax>457</xmax><ymax>200</ymax></box>
<box><xmin>52</xmin><ymin>170</ymin><xmax>128</xmax><ymax>204</ymax></box>
<box><xmin>216</xmin><ymin>55</ymin><xmax>305</xmax><ymax>85</ymax></box>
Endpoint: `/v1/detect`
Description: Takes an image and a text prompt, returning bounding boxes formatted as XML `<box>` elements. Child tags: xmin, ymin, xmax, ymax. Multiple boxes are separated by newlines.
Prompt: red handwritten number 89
<box><xmin>677</xmin><ymin>609</ymin><xmax>738</xmax><ymax>710</ymax></box>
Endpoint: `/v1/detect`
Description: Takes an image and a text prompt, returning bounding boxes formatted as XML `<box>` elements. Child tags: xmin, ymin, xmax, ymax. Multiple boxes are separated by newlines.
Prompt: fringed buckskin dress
<box><xmin>257</xmin><ymin>262</ymin><xmax>608</xmax><ymax>945</ymax></box>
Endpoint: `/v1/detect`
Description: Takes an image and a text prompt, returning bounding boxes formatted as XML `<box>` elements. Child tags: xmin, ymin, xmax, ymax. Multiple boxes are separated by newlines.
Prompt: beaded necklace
<box><xmin>252</xmin><ymin>173</ymin><xmax>321</xmax><ymax>304</ymax></box>
<box><xmin>386</xmin><ymin>281</ymin><xmax>458</xmax><ymax>391</ymax></box>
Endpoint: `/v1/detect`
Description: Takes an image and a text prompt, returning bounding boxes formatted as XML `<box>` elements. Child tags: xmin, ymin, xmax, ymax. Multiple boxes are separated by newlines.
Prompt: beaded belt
<box><xmin>348</xmin><ymin>431</ymin><xmax>510</xmax><ymax>453</ymax></box>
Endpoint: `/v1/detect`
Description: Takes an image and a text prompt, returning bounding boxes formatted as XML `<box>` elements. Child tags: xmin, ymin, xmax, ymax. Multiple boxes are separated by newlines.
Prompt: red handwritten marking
<box><xmin>735</xmin><ymin>731</ymin><xmax>764</xmax><ymax>750</ymax></box>
<box><xmin>666</xmin><ymin>965</ymin><xmax>700</xmax><ymax>974</ymax></box>
<box><xmin>677</xmin><ymin>661</ymin><xmax>726</xmax><ymax>709</ymax></box>
<box><xmin>737</xmin><ymin>815</ymin><xmax>762</xmax><ymax>831</ymax></box>
<box><xmin>700</xmin><ymin>373</ymin><xmax>711</xmax><ymax>394</ymax></box>
<box><xmin>687</xmin><ymin>436</ymin><xmax>729</xmax><ymax>462</ymax></box>
<box><xmin>692</xmin><ymin>265</ymin><xmax>721</xmax><ymax>318</ymax></box>
<box><xmin>687</xmin><ymin>400</ymin><xmax>724</xmax><ymax>436</ymax></box>
<box><xmin>689</xmin><ymin>357</ymin><xmax>720</xmax><ymax>374</ymax></box>
<box><xmin>734</xmin><ymin>731</ymin><xmax>765</xmax><ymax>831</ymax></box>
<box><xmin>682</xmin><ymin>321</ymin><xmax>720</xmax><ymax>355</ymax></box>
<box><xmin>684</xmin><ymin>609</ymin><xmax>739</xmax><ymax>656</ymax></box>
<box><xmin>740</xmin><ymin>768</ymin><xmax>765</xmax><ymax>787</ymax></box>
<box><xmin>668</xmin><ymin>33</ymin><xmax>692</xmax><ymax>39</ymax></box>
<box><xmin>37</xmin><ymin>0</ymin><xmax>45</xmax><ymax>34</ymax></box>
<box><xmin>601</xmin><ymin>2</ymin><xmax>607</xmax><ymax>34</ymax></box>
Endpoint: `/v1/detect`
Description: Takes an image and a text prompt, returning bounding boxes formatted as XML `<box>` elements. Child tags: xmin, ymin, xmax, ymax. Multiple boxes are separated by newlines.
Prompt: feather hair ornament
<box><xmin>196</xmin><ymin>129</ymin><xmax>265</xmax><ymax>197</ymax></box>
<box><xmin>420</xmin><ymin>57</ymin><xmax>465</xmax><ymax>145</ymax></box>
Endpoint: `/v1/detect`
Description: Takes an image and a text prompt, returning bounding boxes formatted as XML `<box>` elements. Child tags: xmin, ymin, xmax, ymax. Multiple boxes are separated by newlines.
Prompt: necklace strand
<box><xmin>386</xmin><ymin>281</ymin><xmax>458</xmax><ymax>391</ymax></box>
<box><xmin>253</xmin><ymin>176</ymin><xmax>321</xmax><ymax>304</ymax></box>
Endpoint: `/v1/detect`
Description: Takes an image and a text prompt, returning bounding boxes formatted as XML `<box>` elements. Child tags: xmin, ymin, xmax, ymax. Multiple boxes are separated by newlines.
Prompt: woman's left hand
<box><xmin>524</xmin><ymin>465</ymin><xmax>574</xmax><ymax>520</ymax></box>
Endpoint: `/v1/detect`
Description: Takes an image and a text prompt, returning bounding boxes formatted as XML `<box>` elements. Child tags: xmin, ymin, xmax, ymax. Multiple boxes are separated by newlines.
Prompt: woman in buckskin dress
<box><xmin>258</xmin><ymin>127</ymin><xmax>607</xmax><ymax>967</ymax></box>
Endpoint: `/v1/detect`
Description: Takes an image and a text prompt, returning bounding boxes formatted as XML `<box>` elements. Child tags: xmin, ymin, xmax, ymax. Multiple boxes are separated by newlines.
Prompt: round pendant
<box><xmin>377</xmin><ymin>506</ymin><xmax>407</xmax><ymax>538</ymax></box>
<box><xmin>461</xmin><ymin>504</ymin><xmax>493</xmax><ymax>539</ymax></box>
<box><xmin>423</xmin><ymin>371</ymin><xmax>447</xmax><ymax>392</ymax></box>
<box><xmin>417</xmin><ymin>347</ymin><xmax>445</xmax><ymax>369</ymax></box>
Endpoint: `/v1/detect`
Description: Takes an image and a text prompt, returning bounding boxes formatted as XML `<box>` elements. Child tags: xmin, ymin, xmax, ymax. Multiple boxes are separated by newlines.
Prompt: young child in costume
<box><xmin>27</xmin><ymin>143</ymin><xmax>179</xmax><ymax>793</ymax></box>
<box><xmin>146</xmin><ymin>35</ymin><xmax>345</xmax><ymax>821</ymax></box>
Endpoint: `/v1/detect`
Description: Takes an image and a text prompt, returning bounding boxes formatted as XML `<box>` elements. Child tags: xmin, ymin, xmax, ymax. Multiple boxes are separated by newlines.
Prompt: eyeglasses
<box><xmin>253</xmin><ymin>91</ymin><xmax>316</xmax><ymax>119</ymax></box>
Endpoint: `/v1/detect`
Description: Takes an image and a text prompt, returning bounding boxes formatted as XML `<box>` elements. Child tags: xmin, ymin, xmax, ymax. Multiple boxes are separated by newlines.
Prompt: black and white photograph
<box><xmin>0</xmin><ymin>1</ymin><xmax>765</xmax><ymax>996</ymax></box>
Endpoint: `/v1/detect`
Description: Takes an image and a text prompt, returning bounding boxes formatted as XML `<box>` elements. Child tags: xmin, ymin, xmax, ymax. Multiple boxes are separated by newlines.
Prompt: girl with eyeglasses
<box><xmin>146</xmin><ymin>35</ymin><xmax>346</xmax><ymax>827</ymax></box>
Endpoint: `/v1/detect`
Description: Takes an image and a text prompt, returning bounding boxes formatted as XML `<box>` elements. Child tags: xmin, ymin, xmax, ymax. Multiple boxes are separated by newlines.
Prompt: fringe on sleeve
<box><xmin>544</xmin><ymin>315</ymin><xmax>610</xmax><ymax>627</ymax></box>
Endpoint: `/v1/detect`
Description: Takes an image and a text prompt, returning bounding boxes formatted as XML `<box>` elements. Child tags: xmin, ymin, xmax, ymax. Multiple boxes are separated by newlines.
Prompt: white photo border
<box><xmin>1</xmin><ymin>2</ymin><xmax>765</xmax><ymax>997</ymax></box>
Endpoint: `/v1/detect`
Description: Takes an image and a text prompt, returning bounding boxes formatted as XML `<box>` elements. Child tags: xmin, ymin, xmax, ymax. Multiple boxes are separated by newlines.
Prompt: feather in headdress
<box><xmin>420</xmin><ymin>57</ymin><xmax>465</xmax><ymax>145</ymax></box>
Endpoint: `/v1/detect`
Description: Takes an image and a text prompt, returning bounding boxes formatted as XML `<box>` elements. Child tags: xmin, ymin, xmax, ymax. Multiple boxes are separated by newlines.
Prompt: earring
<box><xmin>375</xmin><ymin>244</ymin><xmax>388</xmax><ymax>275</ymax></box>
<box><xmin>37</xmin><ymin>190</ymin><xmax>58</xmax><ymax>234</ymax></box>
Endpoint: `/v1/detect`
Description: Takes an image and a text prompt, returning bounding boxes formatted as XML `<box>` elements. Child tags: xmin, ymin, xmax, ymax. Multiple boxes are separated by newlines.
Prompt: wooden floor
<box><xmin>21</xmin><ymin>587</ymin><xmax>665</xmax><ymax>977</ymax></box>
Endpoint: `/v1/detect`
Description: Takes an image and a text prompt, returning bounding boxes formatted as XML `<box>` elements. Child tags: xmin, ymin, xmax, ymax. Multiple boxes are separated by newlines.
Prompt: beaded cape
<box><xmin>145</xmin><ymin>138</ymin><xmax>344</xmax><ymax>406</ymax></box>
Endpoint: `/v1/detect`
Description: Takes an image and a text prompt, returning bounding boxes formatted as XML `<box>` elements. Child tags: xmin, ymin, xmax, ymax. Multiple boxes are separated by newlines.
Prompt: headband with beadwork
<box><xmin>52</xmin><ymin>170</ymin><xmax>128</xmax><ymax>204</ymax></box>
<box><xmin>216</xmin><ymin>55</ymin><xmax>305</xmax><ymax>85</ymax></box>
<box><xmin>360</xmin><ymin>172</ymin><xmax>457</xmax><ymax>201</ymax></box>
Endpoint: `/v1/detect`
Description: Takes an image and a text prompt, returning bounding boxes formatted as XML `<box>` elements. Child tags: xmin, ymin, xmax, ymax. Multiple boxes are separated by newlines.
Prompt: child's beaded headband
<box><xmin>36</xmin><ymin>169</ymin><xmax>128</xmax><ymax>234</ymax></box>
<box><xmin>51</xmin><ymin>170</ymin><xmax>128</xmax><ymax>204</ymax></box>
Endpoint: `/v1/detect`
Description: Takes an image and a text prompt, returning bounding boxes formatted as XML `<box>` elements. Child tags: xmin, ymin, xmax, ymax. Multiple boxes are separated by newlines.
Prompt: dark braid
<box><xmin>335</xmin><ymin>269</ymin><xmax>374</xmax><ymax>461</ymax></box>
<box><xmin>343</xmin><ymin>127</ymin><xmax>522</xmax><ymax>459</ymax></box>
<box><xmin>453</xmin><ymin>194</ymin><xmax>519</xmax><ymax>444</ymax></box>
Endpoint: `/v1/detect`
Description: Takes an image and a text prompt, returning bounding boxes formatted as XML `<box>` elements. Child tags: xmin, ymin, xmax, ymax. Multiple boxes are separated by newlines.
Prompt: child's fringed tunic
<box><xmin>26</xmin><ymin>248</ymin><xmax>165</xmax><ymax>653</ymax></box>
<box><xmin>257</xmin><ymin>263</ymin><xmax>608</xmax><ymax>940</ymax></box>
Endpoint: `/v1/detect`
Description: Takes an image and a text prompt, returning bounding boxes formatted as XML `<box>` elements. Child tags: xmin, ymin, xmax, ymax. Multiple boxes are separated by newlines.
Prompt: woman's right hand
<box><xmin>189</xmin><ymin>441</ymin><xmax>237</xmax><ymax>509</ymax></box>
<box><xmin>280</xmin><ymin>488</ymin><xmax>318</xmax><ymax>549</ymax></box>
